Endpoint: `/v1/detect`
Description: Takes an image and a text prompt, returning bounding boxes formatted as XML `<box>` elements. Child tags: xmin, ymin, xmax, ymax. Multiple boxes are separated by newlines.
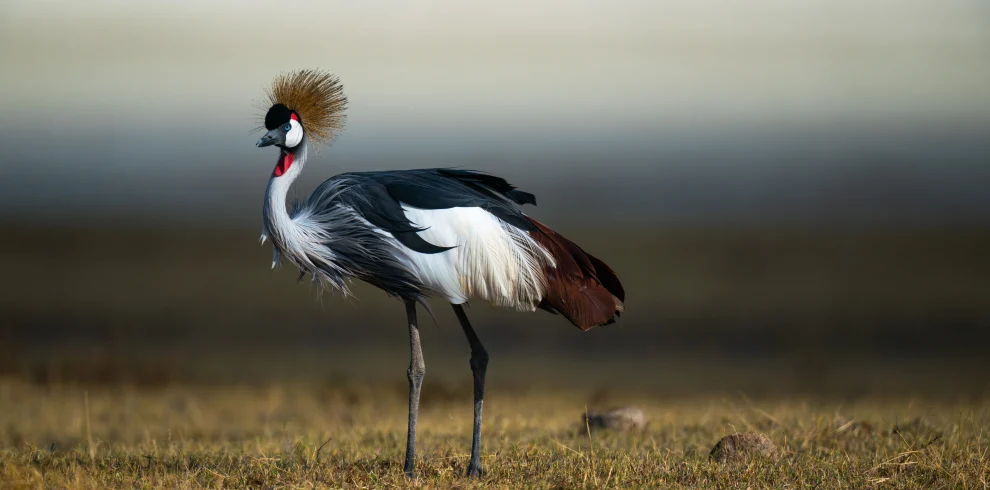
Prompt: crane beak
<box><xmin>256</xmin><ymin>128</ymin><xmax>284</xmax><ymax>148</ymax></box>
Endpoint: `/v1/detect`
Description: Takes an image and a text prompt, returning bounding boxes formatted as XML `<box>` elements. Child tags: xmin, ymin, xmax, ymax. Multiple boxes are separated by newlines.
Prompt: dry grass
<box><xmin>1</xmin><ymin>380</ymin><xmax>988</xmax><ymax>489</ymax></box>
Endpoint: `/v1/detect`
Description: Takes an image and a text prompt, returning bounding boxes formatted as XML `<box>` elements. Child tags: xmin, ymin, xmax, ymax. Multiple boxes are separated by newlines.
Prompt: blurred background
<box><xmin>1</xmin><ymin>0</ymin><xmax>988</xmax><ymax>398</ymax></box>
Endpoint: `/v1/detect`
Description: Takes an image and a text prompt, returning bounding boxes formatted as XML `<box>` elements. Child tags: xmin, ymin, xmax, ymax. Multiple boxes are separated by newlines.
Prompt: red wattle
<box><xmin>274</xmin><ymin>152</ymin><xmax>294</xmax><ymax>177</ymax></box>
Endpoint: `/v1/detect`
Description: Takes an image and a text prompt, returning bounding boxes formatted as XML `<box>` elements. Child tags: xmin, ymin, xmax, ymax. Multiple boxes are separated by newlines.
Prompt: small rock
<box><xmin>709</xmin><ymin>433</ymin><xmax>779</xmax><ymax>463</ymax></box>
<box><xmin>582</xmin><ymin>406</ymin><xmax>647</xmax><ymax>431</ymax></box>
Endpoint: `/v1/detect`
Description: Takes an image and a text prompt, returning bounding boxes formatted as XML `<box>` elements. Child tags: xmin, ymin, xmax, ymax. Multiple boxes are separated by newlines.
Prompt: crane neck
<box><xmin>263</xmin><ymin>136</ymin><xmax>310</xmax><ymax>245</ymax></box>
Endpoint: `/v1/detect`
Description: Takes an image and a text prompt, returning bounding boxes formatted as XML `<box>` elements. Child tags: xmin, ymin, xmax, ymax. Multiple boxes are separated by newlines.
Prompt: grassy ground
<box><xmin>1</xmin><ymin>381</ymin><xmax>987</xmax><ymax>489</ymax></box>
<box><xmin>3</xmin><ymin>227</ymin><xmax>989</xmax><ymax>487</ymax></box>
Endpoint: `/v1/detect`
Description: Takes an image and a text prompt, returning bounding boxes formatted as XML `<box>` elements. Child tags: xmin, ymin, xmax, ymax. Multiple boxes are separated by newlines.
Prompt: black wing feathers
<box><xmin>333</xmin><ymin>182</ymin><xmax>454</xmax><ymax>254</ymax></box>
<box><xmin>434</xmin><ymin>169</ymin><xmax>537</xmax><ymax>206</ymax></box>
<box><xmin>382</xmin><ymin>169</ymin><xmax>536</xmax><ymax>231</ymax></box>
<box><xmin>322</xmin><ymin>169</ymin><xmax>537</xmax><ymax>254</ymax></box>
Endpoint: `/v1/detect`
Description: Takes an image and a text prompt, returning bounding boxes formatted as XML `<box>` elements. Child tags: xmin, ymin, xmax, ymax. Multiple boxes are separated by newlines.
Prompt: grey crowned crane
<box><xmin>255</xmin><ymin>70</ymin><xmax>625</xmax><ymax>478</ymax></box>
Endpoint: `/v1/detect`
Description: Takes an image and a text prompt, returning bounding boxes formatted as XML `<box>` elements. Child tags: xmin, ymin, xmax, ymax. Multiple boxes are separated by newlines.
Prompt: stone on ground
<box><xmin>709</xmin><ymin>433</ymin><xmax>779</xmax><ymax>463</ymax></box>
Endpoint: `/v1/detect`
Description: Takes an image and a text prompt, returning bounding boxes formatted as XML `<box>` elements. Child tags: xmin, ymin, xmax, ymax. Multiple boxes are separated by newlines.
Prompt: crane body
<box><xmin>255</xmin><ymin>70</ymin><xmax>624</xmax><ymax>478</ymax></box>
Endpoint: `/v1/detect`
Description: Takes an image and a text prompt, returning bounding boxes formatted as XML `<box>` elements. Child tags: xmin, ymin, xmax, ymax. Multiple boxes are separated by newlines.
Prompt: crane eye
<box><xmin>283</xmin><ymin>123</ymin><xmax>292</xmax><ymax>132</ymax></box>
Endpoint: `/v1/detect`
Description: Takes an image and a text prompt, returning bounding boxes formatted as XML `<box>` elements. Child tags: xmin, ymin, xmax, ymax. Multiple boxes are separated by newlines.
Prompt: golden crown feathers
<box><xmin>262</xmin><ymin>69</ymin><xmax>348</xmax><ymax>146</ymax></box>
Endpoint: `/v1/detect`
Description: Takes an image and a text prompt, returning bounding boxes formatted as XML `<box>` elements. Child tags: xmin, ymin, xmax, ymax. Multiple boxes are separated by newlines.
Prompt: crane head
<box><xmin>257</xmin><ymin>103</ymin><xmax>304</xmax><ymax>149</ymax></box>
<box><xmin>255</xmin><ymin>70</ymin><xmax>348</xmax><ymax>150</ymax></box>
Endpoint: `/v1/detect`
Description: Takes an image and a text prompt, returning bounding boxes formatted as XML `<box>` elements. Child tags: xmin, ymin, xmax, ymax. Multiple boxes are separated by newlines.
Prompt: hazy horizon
<box><xmin>1</xmin><ymin>0</ymin><xmax>988</xmax><ymax>228</ymax></box>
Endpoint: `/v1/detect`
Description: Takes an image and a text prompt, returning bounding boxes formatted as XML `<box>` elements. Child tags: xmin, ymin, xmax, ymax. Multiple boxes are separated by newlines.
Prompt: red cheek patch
<box><xmin>274</xmin><ymin>152</ymin><xmax>294</xmax><ymax>177</ymax></box>
<box><xmin>273</xmin><ymin>113</ymin><xmax>299</xmax><ymax>177</ymax></box>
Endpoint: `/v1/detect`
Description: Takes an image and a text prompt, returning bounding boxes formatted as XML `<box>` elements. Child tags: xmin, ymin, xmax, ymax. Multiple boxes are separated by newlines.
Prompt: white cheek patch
<box><xmin>284</xmin><ymin>119</ymin><xmax>304</xmax><ymax>147</ymax></box>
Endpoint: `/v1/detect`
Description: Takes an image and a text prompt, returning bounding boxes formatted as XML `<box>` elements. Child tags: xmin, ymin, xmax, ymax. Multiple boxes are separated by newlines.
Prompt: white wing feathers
<box><xmin>395</xmin><ymin>205</ymin><xmax>554</xmax><ymax>310</ymax></box>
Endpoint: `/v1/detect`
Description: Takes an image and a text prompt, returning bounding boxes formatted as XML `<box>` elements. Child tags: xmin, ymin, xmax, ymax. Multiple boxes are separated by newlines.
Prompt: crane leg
<box><xmin>452</xmin><ymin>304</ymin><xmax>488</xmax><ymax>478</ymax></box>
<box><xmin>403</xmin><ymin>299</ymin><xmax>425</xmax><ymax>478</ymax></box>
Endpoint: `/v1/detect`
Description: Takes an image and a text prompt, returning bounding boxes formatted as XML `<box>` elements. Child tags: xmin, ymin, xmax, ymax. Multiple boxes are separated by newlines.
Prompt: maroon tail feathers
<box><xmin>527</xmin><ymin>218</ymin><xmax>625</xmax><ymax>331</ymax></box>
